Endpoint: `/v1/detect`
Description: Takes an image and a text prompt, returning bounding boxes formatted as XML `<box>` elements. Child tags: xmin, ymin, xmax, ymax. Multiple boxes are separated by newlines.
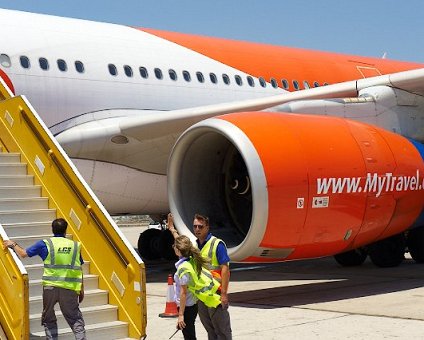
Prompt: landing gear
<box><xmin>334</xmin><ymin>248</ymin><xmax>367</xmax><ymax>266</ymax></box>
<box><xmin>368</xmin><ymin>234</ymin><xmax>405</xmax><ymax>267</ymax></box>
<box><xmin>137</xmin><ymin>227</ymin><xmax>177</xmax><ymax>261</ymax></box>
<box><xmin>137</xmin><ymin>228</ymin><xmax>162</xmax><ymax>260</ymax></box>
<box><xmin>407</xmin><ymin>226</ymin><xmax>424</xmax><ymax>263</ymax></box>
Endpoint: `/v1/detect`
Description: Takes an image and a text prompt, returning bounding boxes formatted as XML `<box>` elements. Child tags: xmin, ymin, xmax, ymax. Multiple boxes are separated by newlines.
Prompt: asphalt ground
<box><xmin>121</xmin><ymin>226</ymin><xmax>424</xmax><ymax>340</ymax></box>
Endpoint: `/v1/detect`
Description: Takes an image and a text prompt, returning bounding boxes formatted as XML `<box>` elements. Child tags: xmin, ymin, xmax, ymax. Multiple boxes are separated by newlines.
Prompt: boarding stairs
<box><xmin>0</xmin><ymin>80</ymin><xmax>146</xmax><ymax>339</ymax></box>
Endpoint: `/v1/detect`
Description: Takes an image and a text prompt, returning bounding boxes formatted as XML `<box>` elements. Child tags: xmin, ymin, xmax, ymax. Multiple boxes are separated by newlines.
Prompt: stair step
<box><xmin>2</xmin><ymin>221</ymin><xmax>52</xmax><ymax>237</ymax></box>
<box><xmin>0</xmin><ymin>185</ymin><xmax>41</xmax><ymax>198</ymax></box>
<box><xmin>0</xmin><ymin>175</ymin><xmax>34</xmax><ymax>186</ymax></box>
<box><xmin>0</xmin><ymin>197</ymin><xmax>48</xmax><ymax>211</ymax></box>
<box><xmin>0</xmin><ymin>163</ymin><xmax>27</xmax><ymax>175</ymax></box>
<box><xmin>0</xmin><ymin>209</ymin><xmax>56</xmax><ymax>224</ymax></box>
<box><xmin>0</xmin><ymin>153</ymin><xmax>21</xmax><ymax>163</ymax></box>
<box><xmin>30</xmin><ymin>320</ymin><xmax>129</xmax><ymax>340</ymax></box>
<box><xmin>29</xmin><ymin>304</ymin><xmax>119</xmax><ymax>333</ymax></box>
<box><xmin>30</xmin><ymin>289</ymin><xmax>109</xmax><ymax>314</ymax></box>
<box><xmin>29</xmin><ymin>274</ymin><xmax>98</xmax><ymax>297</ymax></box>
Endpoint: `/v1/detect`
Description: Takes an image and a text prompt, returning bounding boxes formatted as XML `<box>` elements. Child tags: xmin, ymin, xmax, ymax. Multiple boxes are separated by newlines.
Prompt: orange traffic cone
<box><xmin>159</xmin><ymin>274</ymin><xmax>179</xmax><ymax>318</ymax></box>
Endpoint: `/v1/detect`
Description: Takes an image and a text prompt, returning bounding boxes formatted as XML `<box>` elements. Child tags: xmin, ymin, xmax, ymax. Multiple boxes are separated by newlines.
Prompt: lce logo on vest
<box><xmin>57</xmin><ymin>247</ymin><xmax>72</xmax><ymax>254</ymax></box>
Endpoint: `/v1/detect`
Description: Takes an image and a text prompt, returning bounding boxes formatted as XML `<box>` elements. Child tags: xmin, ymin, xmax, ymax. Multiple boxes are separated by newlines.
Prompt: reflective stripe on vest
<box><xmin>42</xmin><ymin>238</ymin><xmax>83</xmax><ymax>292</ymax></box>
<box><xmin>200</xmin><ymin>236</ymin><xmax>229</xmax><ymax>283</ymax></box>
<box><xmin>177</xmin><ymin>259</ymin><xmax>221</xmax><ymax>308</ymax></box>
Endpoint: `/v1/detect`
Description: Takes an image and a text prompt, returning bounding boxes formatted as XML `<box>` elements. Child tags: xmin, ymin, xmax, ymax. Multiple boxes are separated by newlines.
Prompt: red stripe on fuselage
<box><xmin>0</xmin><ymin>68</ymin><xmax>15</xmax><ymax>94</ymax></box>
<box><xmin>139</xmin><ymin>28</ymin><xmax>424</xmax><ymax>90</ymax></box>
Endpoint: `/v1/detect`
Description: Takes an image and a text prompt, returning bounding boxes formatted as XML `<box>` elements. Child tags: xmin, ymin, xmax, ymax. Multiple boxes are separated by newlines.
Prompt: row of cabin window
<box><xmin>0</xmin><ymin>53</ymin><xmax>329</xmax><ymax>91</ymax></box>
<box><xmin>109</xmin><ymin>64</ymin><xmax>328</xmax><ymax>91</ymax></box>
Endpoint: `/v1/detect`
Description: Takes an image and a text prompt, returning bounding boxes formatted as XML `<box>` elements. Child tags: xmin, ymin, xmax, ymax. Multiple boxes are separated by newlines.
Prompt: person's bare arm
<box><xmin>167</xmin><ymin>213</ymin><xmax>179</xmax><ymax>239</ymax></box>
<box><xmin>3</xmin><ymin>240</ymin><xmax>28</xmax><ymax>258</ymax></box>
<box><xmin>177</xmin><ymin>285</ymin><xmax>188</xmax><ymax>330</ymax></box>
<box><xmin>220</xmin><ymin>263</ymin><xmax>230</xmax><ymax>307</ymax></box>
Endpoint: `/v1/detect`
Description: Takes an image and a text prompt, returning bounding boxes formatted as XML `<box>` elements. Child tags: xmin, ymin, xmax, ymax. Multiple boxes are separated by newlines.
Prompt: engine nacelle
<box><xmin>167</xmin><ymin>112</ymin><xmax>424</xmax><ymax>262</ymax></box>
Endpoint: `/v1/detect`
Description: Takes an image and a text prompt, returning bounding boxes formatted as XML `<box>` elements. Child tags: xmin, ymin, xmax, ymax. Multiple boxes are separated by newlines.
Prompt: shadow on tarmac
<box><xmin>142</xmin><ymin>253</ymin><xmax>424</xmax><ymax>308</ymax></box>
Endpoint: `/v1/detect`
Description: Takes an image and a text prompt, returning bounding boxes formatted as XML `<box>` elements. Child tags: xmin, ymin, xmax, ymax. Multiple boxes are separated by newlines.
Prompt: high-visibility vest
<box><xmin>200</xmin><ymin>236</ymin><xmax>228</xmax><ymax>282</ymax></box>
<box><xmin>177</xmin><ymin>258</ymin><xmax>221</xmax><ymax>308</ymax></box>
<box><xmin>42</xmin><ymin>237</ymin><xmax>83</xmax><ymax>293</ymax></box>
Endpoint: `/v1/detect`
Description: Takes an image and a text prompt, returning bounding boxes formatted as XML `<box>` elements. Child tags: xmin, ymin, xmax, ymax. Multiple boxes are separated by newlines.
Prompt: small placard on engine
<box><xmin>312</xmin><ymin>196</ymin><xmax>329</xmax><ymax>208</ymax></box>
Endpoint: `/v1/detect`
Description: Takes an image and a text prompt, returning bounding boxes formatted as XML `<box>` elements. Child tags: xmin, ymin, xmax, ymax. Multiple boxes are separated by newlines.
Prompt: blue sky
<box><xmin>0</xmin><ymin>1</ymin><xmax>423</xmax><ymax>63</ymax></box>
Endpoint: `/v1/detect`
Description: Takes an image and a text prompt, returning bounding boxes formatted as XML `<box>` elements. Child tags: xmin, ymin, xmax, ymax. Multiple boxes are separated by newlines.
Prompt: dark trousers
<box><xmin>198</xmin><ymin>300</ymin><xmax>232</xmax><ymax>340</ymax></box>
<box><xmin>179</xmin><ymin>304</ymin><xmax>198</xmax><ymax>340</ymax></box>
<box><xmin>42</xmin><ymin>286</ymin><xmax>86</xmax><ymax>340</ymax></box>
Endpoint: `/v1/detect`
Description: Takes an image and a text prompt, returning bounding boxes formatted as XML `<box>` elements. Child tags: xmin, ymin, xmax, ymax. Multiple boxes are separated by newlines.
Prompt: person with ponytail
<box><xmin>168</xmin><ymin>213</ymin><xmax>232</xmax><ymax>340</ymax></box>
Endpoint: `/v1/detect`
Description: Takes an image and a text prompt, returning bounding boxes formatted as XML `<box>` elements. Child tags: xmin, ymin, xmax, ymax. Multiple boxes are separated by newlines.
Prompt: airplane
<box><xmin>1</xmin><ymin>8</ymin><xmax>424</xmax><ymax>267</ymax></box>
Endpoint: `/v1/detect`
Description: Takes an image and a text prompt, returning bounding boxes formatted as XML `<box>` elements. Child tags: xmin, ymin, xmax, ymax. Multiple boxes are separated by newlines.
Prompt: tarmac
<box><xmin>120</xmin><ymin>226</ymin><xmax>424</xmax><ymax>340</ymax></box>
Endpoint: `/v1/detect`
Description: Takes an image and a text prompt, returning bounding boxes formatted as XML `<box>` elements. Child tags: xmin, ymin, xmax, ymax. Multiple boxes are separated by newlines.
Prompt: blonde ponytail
<box><xmin>175</xmin><ymin>235</ymin><xmax>210</xmax><ymax>276</ymax></box>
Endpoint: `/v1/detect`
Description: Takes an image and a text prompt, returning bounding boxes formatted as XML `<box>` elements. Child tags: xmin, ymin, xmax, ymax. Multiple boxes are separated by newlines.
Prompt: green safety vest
<box><xmin>42</xmin><ymin>237</ymin><xmax>83</xmax><ymax>293</ymax></box>
<box><xmin>200</xmin><ymin>236</ymin><xmax>228</xmax><ymax>282</ymax></box>
<box><xmin>177</xmin><ymin>258</ymin><xmax>221</xmax><ymax>308</ymax></box>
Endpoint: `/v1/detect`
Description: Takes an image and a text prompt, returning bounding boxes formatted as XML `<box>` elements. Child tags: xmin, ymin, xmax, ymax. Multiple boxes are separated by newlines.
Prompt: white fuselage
<box><xmin>0</xmin><ymin>9</ymin><xmax>281</xmax><ymax>214</ymax></box>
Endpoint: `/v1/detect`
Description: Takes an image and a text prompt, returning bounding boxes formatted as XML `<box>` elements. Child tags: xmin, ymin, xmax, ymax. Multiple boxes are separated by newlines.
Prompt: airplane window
<box><xmin>154</xmin><ymin>68</ymin><xmax>163</xmax><ymax>79</ymax></box>
<box><xmin>124</xmin><ymin>65</ymin><xmax>133</xmax><ymax>77</ymax></box>
<box><xmin>20</xmin><ymin>56</ymin><xmax>30</xmax><ymax>69</ymax></box>
<box><xmin>183</xmin><ymin>70</ymin><xmax>191</xmax><ymax>82</ymax></box>
<box><xmin>139</xmin><ymin>67</ymin><xmax>148</xmax><ymax>79</ymax></box>
<box><xmin>222</xmin><ymin>74</ymin><xmax>230</xmax><ymax>85</ymax></box>
<box><xmin>303</xmin><ymin>80</ymin><xmax>310</xmax><ymax>89</ymax></box>
<box><xmin>57</xmin><ymin>59</ymin><xmax>67</xmax><ymax>72</ymax></box>
<box><xmin>259</xmin><ymin>77</ymin><xmax>266</xmax><ymax>88</ymax></box>
<box><xmin>323</xmin><ymin>82</ymin><xmax>329</xmax><ymax>86</ymax></box>
<box><xmin>247</xmin><ymin>76</ymin><xmax>255</xmax><ymax>87</ymax></box>
<box><xmin>0</xmin><ymin>54</ymin><xmax>11</xmax><ymax>68</ymax></box>
<box><xmin>281</xmin><ymin>79</ymin><xmax>289</xmax><ymax>89</ymax></box>
<box><xmin>313</xmin><ymin>81</ymin><xmax>320</xmax><ymax>87</ymax></box>
<box><xmin>108</xmin><ymin>64</ymin><xmax>118</xmax><ymax>76</ymax></box>
<box><xmin>169</xmin><ymin>69</ymin><xmax>177</xmax><ymax>81</ymax></box>
<box><xmin>39</xmin><ymin>58</ymin><xmax>49</xmax><ymax>71</ymax></box>
<box><xmin>270</xmin><ymin>78</ymin><xmax>278</xmax><ymax>89</ymax></box>
<box><xmin>75</xmin><ymin>61</ymin><xmax>85</xmax><ymax>73</ymax></box>
<box><xmin>209</xmin><ymin>73</ymin><xmax>217</xmax><ymax>84</ymax></box>
<box><xmin>293</xmin><ymin>80</ymin><xmax>299</xmax><ymax>90</ymax></box>
<box><xmin>196</xmin><ymin>72</ymin><xmax>204</xmax><ymax>83</ymax></box>
<box><xmin>235</xmin><ymin>75</ymin><xmax>243</xmax><ymax>86</ymax></box>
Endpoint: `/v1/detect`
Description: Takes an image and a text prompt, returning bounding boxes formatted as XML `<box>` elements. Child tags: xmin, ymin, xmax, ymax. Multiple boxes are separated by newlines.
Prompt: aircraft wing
<box><xmin>120</xmin><ymin>67</ymin><xmax>424</xmax><ymax>140</ymax></box>
<box><xmin>56</xmin><ymin>67</ymin><xmax>424</xmax><ymax>174</ymax></box>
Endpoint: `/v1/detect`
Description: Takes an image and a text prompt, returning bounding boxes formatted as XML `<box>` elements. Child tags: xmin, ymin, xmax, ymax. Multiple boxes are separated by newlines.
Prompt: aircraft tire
<box><xmin>407</xmin><ymin>227</ymin><xmax>424</xmax><ymax>263</ymax></box>
<box><xmin>333</xmin><ymin>248</ymin><xmax>367</xmax><ymax>266</ymax></box>
<box><xmin>368</xmin><ymin>234</ymin><xmax>405</xmax><ymax>267</ymax></box>
<box><xmin>159</xmin><ymin>229</ymin><xmax>178</xmax><ymax>261</ymax></box>
<box><xmin>137</xmin><ymin>228</ymin><xmax>162</xmax><ymax>260</ymax></box>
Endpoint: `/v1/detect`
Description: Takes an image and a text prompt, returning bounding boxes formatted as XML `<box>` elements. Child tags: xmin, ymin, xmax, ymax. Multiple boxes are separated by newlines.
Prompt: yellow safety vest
<box><xmin>177</xmin><ymin>258</ymin><xmax>221</xmax><ymax>308</ymax></box>
<box><xmin>200</xmin><ymin>236</ymin><xmax>228</xmax><ymax>282</ymax></box>
<box><xmin>42</xmin><ymin>237</ymin><xmax>83</xmax><ymax>293</ymax></box>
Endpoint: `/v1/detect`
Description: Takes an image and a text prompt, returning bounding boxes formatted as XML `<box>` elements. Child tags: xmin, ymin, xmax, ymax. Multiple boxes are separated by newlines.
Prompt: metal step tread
<box><xmin>0</xmin><ymin>197</ymin><xmax>46</xmax><ymax>201</ymax></box>
<box><xmin>0</xmin><ymin>185</ymin><xmax>41</xmax><ymax>189</ymax></box>
<box><xmin>1</xmin><ymin>221</ymin><xmax>50</xmax><ymax>227</ymax></box>
<box><xmin>29</xmin><ymin>320</ymin><xmax>129</xmax><ymax>338</ymax></box>
<box><xmin>29</xmin><ymin>289</ymin><xmax>107</xmax><ymax>302</ymax></box>
<box><xmin>0</xmin><ymin>208</ymin><xmax>55</xmax><ymax>214</ymax></box>
<box><xmin>29</xmin><ymin>304</ymin><xmax>118</xmax><ymax>320</ymax></box>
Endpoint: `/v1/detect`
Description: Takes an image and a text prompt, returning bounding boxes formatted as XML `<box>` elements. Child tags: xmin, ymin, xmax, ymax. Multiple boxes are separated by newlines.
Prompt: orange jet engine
<box><xmin>168</xmin><ymin>112</ymin><xmax>424</xmax><ymax>263</ymax></box>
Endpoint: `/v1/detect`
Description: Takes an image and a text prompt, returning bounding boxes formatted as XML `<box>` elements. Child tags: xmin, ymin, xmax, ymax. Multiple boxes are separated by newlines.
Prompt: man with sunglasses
<box><xmin>168</xmin><ymin>213</ymin><xmax>232</xmax><ymax>339</ymax></box>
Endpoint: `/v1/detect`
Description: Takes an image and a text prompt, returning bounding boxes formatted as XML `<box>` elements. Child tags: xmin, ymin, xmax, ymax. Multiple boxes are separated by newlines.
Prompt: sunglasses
<box><xmin>193</xmin><ymin>224</ymin><xmax>205</xmax><ymax>230</ymax></box>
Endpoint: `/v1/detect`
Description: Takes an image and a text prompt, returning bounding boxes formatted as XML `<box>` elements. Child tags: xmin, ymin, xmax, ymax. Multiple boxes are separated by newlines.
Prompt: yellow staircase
<box><xmin>0</xmin><ymin>80</ymin><xmax>146</xmax><ymax>339</ymax></box>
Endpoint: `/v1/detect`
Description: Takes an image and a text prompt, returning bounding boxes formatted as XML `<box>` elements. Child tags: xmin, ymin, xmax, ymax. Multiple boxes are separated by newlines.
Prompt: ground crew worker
<box><xmin>173</xmin><ymin>235</ymin><xmax>222</xmax><ymax>340</ymax></box>
<box><xmin>3</xmin><ymin>218</ymin><xmax>86</xmax><ymax>340</ymax></box>
<box><xmin>168</xmin><ymin>213</ymin><xmax>232</xmax><ymax>340</ymax></box>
